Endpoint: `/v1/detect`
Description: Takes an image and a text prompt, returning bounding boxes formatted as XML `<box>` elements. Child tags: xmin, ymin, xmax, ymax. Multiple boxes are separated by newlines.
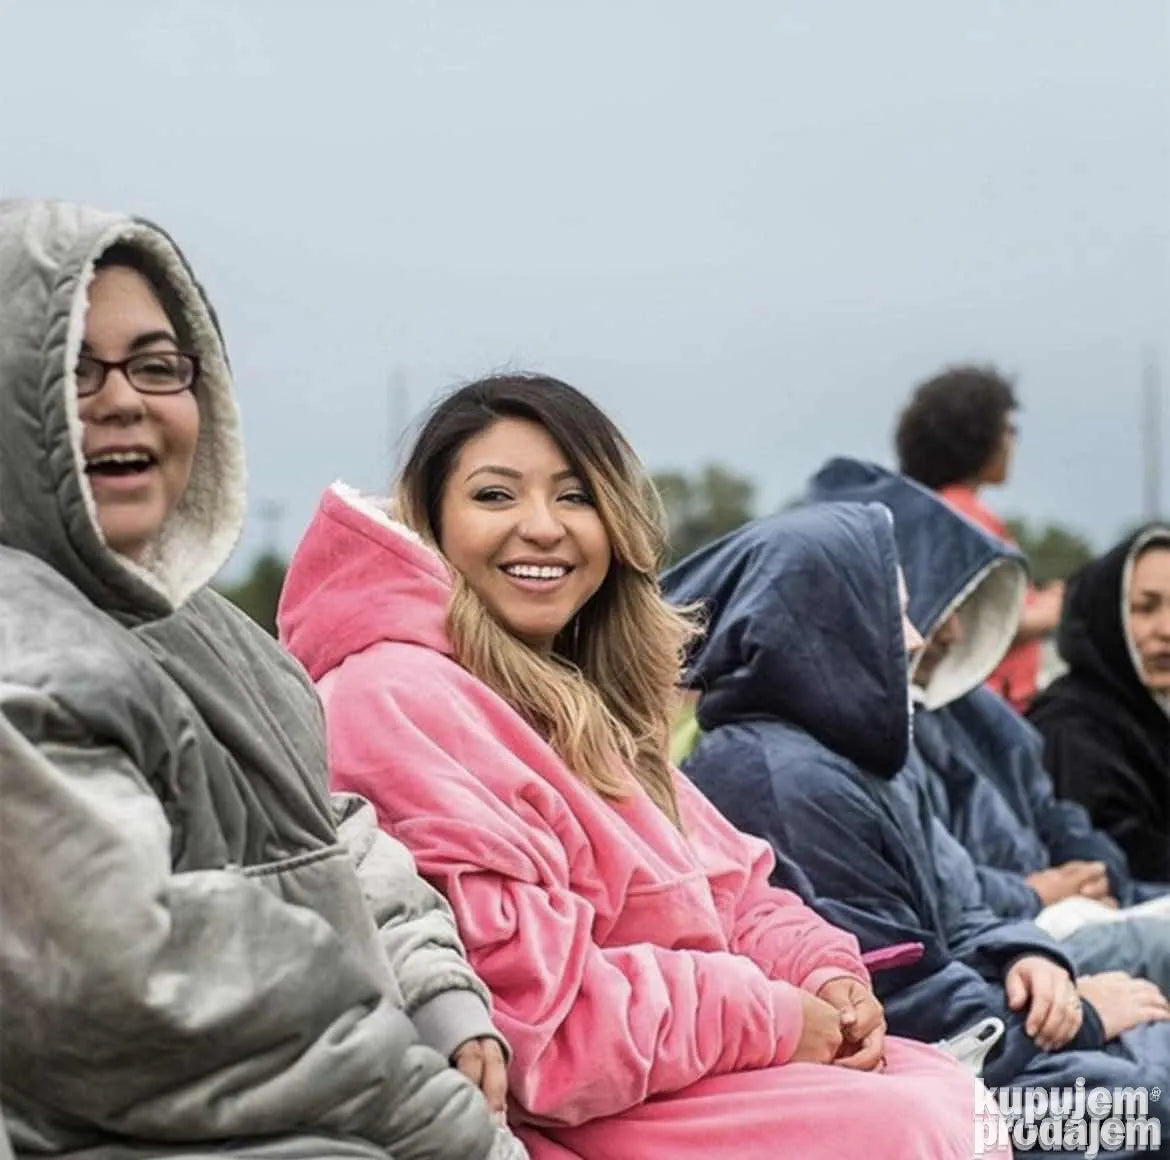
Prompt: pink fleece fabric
<box><xmin>280</xmin><ymin>485</ymin><xmax>1008</xmax><ymax>1160</ymax></box>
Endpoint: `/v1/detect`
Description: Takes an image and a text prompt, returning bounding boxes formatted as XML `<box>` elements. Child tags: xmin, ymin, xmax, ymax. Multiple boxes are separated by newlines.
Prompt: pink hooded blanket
<box><xmin>280</xmin><ymin>484</ymin><xmax>1006</xmax><ymax>1160</ymax></box>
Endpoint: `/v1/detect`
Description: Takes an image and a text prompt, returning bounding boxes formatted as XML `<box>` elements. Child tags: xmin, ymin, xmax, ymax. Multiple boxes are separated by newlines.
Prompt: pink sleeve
<box><xmin>678</xmin><ymin>778</ymin><xmax>870</xmax><ymax>995</ymax></box>
<box><xmin>324</xmin><ymin>665</ymin><xmax>805</xmax><ymax>1128</ymax></box>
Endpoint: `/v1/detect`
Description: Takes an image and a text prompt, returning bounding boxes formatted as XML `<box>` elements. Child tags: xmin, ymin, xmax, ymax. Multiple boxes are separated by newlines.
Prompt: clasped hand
<box><xmin>1004</xmin><ymin>955</ymin><xmax>1082</xmax><ymax>1051</ymax></box>
<box><xmin>792</xmin><ymin>977</ymin><xmax>887</xmax><ymax>1071</ymax></box>
<box><xmin>452</xmin><ymin>1036</ymin><xmax>509</xmax><ymax>1116</ymax></box>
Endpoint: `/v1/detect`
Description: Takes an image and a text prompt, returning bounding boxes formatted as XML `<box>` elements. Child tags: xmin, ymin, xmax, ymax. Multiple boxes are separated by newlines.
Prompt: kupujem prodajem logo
<box><xmin>974</xmin><ymin>1081</ymin><xmax>1163</xmax><ymax>1157</ymax></box>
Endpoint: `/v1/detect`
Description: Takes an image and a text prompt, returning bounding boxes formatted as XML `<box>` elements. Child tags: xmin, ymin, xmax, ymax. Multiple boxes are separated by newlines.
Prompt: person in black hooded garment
<box><xmin>1029</xmin><ymin>527</ymin><xmax>1170</xmax><ymax>883</ymax></box>
<box><xmin>664</xmin><ymin>502</ymin><xmax>1170</xmax><ymax>1158</ymax></box>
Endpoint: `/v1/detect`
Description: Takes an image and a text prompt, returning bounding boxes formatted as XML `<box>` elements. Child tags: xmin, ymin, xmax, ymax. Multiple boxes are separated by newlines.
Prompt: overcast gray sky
<box><xmin>2</xmin><ymin>0</ymin><xmax>1167</xmax><ymax>573</ymax></box>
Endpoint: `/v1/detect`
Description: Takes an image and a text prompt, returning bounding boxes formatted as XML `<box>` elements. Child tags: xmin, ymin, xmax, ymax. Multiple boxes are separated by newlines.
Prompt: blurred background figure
<box><xmin>896</xmin><ymin>363</ymin><xmax>1064</xmax><ymax>712</ymax></box>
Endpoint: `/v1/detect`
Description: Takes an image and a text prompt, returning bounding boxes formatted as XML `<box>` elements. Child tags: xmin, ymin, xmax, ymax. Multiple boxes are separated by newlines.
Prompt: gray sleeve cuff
<box><xmin>412</xmin><ymin>989</ymin><xmax>508</xmax><ymax>1062</ymax></box>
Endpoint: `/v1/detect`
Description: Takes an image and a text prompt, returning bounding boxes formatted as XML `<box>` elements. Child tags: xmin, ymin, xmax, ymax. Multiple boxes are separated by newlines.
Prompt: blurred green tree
<box><xmin>654</xmin><ymin>464</ymin><xmax>756</xmax><ymax>564</ymax></box>
<box><xmin>218</xmin><ymin>551</ymin><xmax>287</xmax><ymax>637</ymax></box>
<box><xmin>1004</xmin><ymin>518</ymin><xmax>1094</xmax><ymax>585</ymax></box>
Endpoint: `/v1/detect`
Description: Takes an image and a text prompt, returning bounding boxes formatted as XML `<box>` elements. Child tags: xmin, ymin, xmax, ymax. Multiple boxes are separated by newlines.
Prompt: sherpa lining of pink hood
<box><xmin>278</xmin><ymin>482</ymin><xmax>454</xmax><ymax>681</ymax></box>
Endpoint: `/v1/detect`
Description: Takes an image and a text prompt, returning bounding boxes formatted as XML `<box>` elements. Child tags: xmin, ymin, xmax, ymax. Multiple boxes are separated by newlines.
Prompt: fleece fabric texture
<box><xmin>665</xmin><ymin>502</ymin><xmax>1170</xmax><ymax>1157</ymax></box>
<box><xmin>278</xmin><ymin>483</ymin><xmax>997</xmax><ymax>1160</ymax></box>
<box><xmin>938</xmin><ymin>482</ymin><xmax>1044</xmax><ymax>712</ymax></box>
<box><xmin>0</xmin><ymin>200</ymin><xmax>494</xmax><ymax>1160</ymax></box>
<box><xmin>805</xmin><ymin>458</ymin><xmax>1156</xmax><ymax>912</ymax></box>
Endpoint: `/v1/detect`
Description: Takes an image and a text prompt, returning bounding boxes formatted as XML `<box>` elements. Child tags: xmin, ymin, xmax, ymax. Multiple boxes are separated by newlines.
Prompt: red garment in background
<box><xmin>938</xmin><ymin>484</ymin><xmax>1041</xmax><ymax>713</ymax></box>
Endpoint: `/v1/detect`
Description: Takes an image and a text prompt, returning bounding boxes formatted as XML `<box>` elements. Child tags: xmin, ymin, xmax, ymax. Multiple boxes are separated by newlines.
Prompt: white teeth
<box><xmin>87</xmin><ymin>450</ymin><xmax>153</xmax><ymax>467</ymax></box>
<box><xmin>504</xmin><ymin>564</ymin><xmax>568</xmax><ymax>580</ymax></box>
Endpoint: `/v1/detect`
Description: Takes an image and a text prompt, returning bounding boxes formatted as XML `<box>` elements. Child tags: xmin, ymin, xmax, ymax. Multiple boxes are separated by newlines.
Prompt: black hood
<box><xmin>1060</xmin><ymin>523</ymin><xmax>1170</xmax><ymax>721</ymax></box>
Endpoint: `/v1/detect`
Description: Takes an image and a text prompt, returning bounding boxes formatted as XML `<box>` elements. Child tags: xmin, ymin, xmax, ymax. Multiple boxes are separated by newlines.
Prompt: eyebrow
<box><xmin>465</xmin><ymin>465</ymin><xmax>581</xmax><ymax>484</ymax></box>
<box><xmin>80</xmin><ymin>330</ymin><xmax>179</xmax><ymax>355</ymax></box>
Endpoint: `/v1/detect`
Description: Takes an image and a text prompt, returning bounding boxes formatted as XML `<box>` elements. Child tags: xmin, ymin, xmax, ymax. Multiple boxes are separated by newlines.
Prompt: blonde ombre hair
<box><xmin>397</xmin><ymin>374</ymin><xmax>699</xmax><ymax>826</ymax></box>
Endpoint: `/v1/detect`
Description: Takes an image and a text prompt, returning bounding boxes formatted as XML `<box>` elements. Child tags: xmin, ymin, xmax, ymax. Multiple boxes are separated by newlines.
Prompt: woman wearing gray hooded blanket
<box><xmin>0</xmin><ymin>199</ymin><xmax>517</xmax><ymax>1160</ymax></box>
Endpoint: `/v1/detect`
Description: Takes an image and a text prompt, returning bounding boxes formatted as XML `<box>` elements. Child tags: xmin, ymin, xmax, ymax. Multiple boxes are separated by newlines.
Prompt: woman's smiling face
<box><xmin>76</xmin><ymin>264</ymin><xmax>199</xmax><ymax>560</ymax></box>
<box><xmin>437</xmin><ymin>416</ymin><xmax>612</xmax><ymax>653</ymax></box>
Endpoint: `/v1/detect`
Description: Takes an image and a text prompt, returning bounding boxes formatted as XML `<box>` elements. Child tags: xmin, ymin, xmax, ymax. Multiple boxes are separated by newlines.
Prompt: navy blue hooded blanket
<box><xmin>806</xmin><ymin>458</ymin><xmax>1152</xmax><ymax>915</ymax></box>
<box><xmin>663</xmin><ymin>503</ymin><xmax>1170</xmax><ymax>1102</ymax></box>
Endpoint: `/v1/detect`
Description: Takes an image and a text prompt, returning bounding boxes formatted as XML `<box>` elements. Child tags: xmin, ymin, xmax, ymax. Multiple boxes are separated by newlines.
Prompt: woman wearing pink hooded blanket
<box><xmin>279</xmin><ymin>374</ymin><xmax>1004</xmax><ymax>1160</ymax></box>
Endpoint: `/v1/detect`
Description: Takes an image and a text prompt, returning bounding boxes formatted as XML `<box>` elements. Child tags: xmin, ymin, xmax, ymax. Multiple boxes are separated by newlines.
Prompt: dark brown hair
<box><xmin>94</xmin><ymin>242</ymin><xmax>193</xmax><ymax>350</ymax></box>
<box><xmin>397</xmin><ymin>373</ymin><xmax>699</xmax><ymax>825</ymax></box>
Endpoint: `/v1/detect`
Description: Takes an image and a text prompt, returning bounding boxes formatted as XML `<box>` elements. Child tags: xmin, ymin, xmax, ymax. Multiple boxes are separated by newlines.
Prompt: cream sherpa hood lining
<box><xmin>1121</xmin><ymin>526</ymin><xmax>1170</xmax><ymax>718</ymax></box>
<box><xmin>330</xmin><ymin>481</ymin><xmax>428</xmax><ymax>548</ymax></box>
<box><xmin>914</xmin><ymin>557</ymin><xmax>1027</xmax><ymax>711</ymax></box>
<box><xmin>65</xmin><ymin>221</ymin><xmax>246</xmax><ymax>608</ymax></box>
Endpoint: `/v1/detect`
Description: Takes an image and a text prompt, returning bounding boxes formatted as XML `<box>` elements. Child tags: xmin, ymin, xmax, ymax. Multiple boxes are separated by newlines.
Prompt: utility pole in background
<box><xmin>388</xmin><ymin>364</ymin><xmax>410</xmax><ymax>486</ymax></box>
<box><xmin>1142</xmin><ymin>350</ymin><xmax>1164</xmax><ymax>521</ymax></box>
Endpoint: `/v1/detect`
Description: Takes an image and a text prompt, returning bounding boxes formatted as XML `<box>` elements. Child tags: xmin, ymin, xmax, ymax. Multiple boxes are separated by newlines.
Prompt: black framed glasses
<box><xmin>74</xmin><ymin>351</ymin><xmax>200</xmax><ymax>398</ymax></box>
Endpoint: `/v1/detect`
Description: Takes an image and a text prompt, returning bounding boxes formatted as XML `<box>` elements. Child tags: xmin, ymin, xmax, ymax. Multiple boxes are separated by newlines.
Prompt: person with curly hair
<box><xmin>895</xmin><ymin>363</ymin><xmax>1063</xmax><ymax>712</ymax></box>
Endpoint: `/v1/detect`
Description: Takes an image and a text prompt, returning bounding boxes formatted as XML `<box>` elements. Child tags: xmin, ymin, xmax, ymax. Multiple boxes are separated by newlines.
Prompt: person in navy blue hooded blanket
<box><xmin>805</xmin><ymin>459</ymin><xmax>1170</xmax><ymax>990</ymax></box>
<box><xmin>664</xmin><ymin>503</ymin><xmax>1170</xmax><ymax>1156</ymax></box>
